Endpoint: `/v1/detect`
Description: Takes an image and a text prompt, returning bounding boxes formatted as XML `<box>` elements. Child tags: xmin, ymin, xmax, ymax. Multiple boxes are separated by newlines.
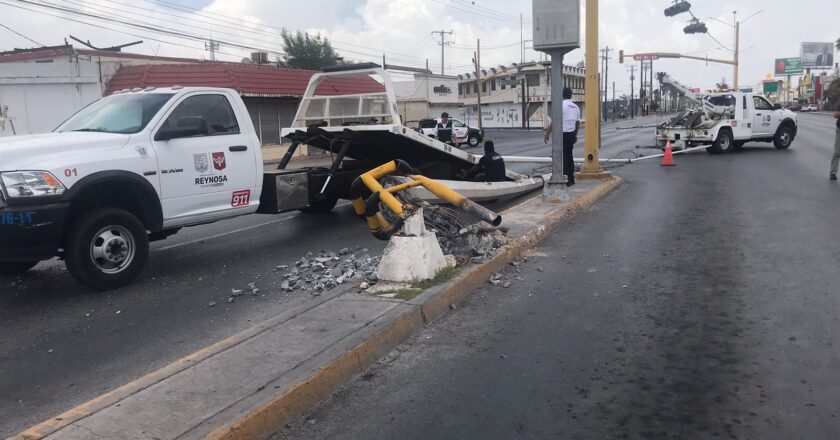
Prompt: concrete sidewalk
<box><xmin>13</xmin><ymin>177</ymin><xmax>621</xmax><ymax>440</ymax></box>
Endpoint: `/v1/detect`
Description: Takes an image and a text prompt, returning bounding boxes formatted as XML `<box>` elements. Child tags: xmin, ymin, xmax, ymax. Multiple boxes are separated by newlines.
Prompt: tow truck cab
<box><xmin>0</xmin><ymin>87</ymin><xmax>265</xmax><ymax>287</ymax></box>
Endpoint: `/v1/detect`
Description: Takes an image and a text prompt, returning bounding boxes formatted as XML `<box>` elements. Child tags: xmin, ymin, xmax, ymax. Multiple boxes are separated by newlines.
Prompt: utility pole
<box><xmin>601</xmin><ymin>46</ymin><xmax>611</xmax><ymax>122</ymax></box>
<box><xmin>204</xmin><ymin>38</ymin><xmax>219</xmax><ymax>61</ymax></box>
<box><xmin>431</xmin><ymin>30</ymin><xmax>454</xmax><ymax>75</ymax></box>
<box><xmin>520</xmin><ymin>13</ymin><xmax>524</xmax><ymax>63</ymax></box>
<box><xmin>649</xmin><ymin>60</ymin><xmax>654</xmax><ymax>112</ymax></box>
<box><xmin>628</xmin><ymin>65</ymin><xmax>635</xmax><ymax>119</ymax></box>
<box><xmin>733</xmin><ymin>12</ymin><xmax>740</xmax><ymax>90</ymax></box>
<box><xmin>612</xmin><ymin>81</ymin><xmax>615</xmax><ymax>122</ymax></box>
<box><xmin>580</xmin><ymin>0</ymin><xmax>602</xmax><ymax>175</ymax></box>
<box><xmin>473</xmin><ymin>39</ymin><xmax>483</xmax><ymax>132</ymax></box>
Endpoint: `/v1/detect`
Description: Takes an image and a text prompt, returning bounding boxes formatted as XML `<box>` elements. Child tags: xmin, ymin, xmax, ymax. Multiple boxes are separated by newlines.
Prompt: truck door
<box><xmin>752</xmin><ymin>95</ymin><xmax>776</xmax><ymax>137</ymax></box>
<box><xmin>151</xmin><ymin>92</ymin><xmax>258</xmax><ymax>226</ymax></box>
<box><xmin>452</xmin><ymin>119</ymin><xmax>469</xmax><ymax>142</ymax></box>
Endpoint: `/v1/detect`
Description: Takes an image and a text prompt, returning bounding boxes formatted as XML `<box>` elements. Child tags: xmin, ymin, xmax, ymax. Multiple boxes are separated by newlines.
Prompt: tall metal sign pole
<box><xmin>533</xmin><ymin>0</ymin><xmax>580</xmax><ymax>202</ymax></box>
<box><xmin>580</xmin><ymin>0</ymin><xmax>602</xmax><ymax>175</ymax></box>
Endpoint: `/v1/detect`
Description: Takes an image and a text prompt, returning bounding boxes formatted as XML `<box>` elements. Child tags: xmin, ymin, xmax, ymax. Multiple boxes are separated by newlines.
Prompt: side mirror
<box><xmin>774</xmin><ymin>103</ymin><xmax>782</xmax><ymax>110</ymax></box>
<box><xmin>155</xmin><ymin>126</ymin><xmax>206</xmax><ymax>141</ymax></box>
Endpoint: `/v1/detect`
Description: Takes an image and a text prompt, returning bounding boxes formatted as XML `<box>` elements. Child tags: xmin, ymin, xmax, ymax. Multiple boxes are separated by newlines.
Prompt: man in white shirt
<box><xmin>544</xmin><ymin>87</ymin><xmax>581</xmax><ymax>186</ymax></box>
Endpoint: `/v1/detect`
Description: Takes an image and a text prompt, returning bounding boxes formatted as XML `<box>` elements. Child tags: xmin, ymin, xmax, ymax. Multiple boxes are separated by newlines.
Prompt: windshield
<box><xmin>707</xmin><ymin>95</ymin><xmax>736</xmax><ymax>107</ymax></box>
<box><xmin>57</xmin><ymin>93</ymin><xmax>174</xmax><ymax>134</ymax></box>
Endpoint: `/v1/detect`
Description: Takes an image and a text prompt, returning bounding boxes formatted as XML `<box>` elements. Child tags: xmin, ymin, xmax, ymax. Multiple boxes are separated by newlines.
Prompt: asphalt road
<box><xmin>0</xmin><ymin>115</ymin><xmax>659</xmax><ymax>436</ymax></box>
<box><xmin>278</xmin><ymin>113</ymin><xmax>840</xmax><ymax>440</ymax></box>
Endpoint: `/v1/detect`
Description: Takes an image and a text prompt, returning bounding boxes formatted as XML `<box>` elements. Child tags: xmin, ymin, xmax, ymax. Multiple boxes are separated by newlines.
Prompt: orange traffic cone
<box><xmin>660</xmin><ymin>140</ymin><xmax>676</xmax><ymax>167</ymax></box>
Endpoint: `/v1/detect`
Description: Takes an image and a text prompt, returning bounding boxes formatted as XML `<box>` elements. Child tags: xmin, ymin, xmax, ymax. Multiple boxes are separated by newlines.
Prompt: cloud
<box><xmin>1</xmin><ymin>0</ymin><xmax>837</xmax><ymax>93</ymax></box>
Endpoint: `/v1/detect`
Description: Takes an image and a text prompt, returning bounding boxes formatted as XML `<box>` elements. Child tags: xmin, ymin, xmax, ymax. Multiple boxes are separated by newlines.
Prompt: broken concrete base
<box><xmin>376</xmin><ymin>209</ymin><xmax>448</xmax><ymax>283</ymax></box>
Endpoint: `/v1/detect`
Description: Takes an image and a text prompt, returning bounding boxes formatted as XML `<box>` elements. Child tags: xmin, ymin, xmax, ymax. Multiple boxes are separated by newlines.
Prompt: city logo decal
<box><xmin>194</xmin><ymin>153</ymin><xmax>209</xmax><ymax>173</ymax></box>
<box><xmin>213</xmin><ymin>152</ymin><xmax>226</xmax><ymax>171</ymax></box>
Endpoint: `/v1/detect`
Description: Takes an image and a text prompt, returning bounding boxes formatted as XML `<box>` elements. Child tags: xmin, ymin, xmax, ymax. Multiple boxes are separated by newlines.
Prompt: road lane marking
<box><xmin>154</xmin><ymin>202</ymin><xmax>351</xmax><ymax>252</ymax></box>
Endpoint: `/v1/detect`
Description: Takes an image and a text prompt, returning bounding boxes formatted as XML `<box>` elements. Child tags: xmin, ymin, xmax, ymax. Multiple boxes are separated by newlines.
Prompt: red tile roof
<box><xmin>105</xmin><ymin>63</ymin><xmax>385</xmax><ymax>98</ymax></box>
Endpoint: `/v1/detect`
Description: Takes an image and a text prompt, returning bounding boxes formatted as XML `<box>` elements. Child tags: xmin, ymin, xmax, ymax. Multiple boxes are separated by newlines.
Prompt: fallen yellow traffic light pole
<box><xmin>350</xmin><ymin>160</ymin><xmax>502</xmax><ymax>240</ymax></box>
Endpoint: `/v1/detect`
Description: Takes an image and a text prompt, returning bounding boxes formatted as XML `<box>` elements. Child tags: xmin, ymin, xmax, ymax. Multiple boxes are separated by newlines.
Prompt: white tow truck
<box><xmin>656</xmin><ymin>74</ymin><xmax>798</xmax><ymax>154</ymax></box>
<box><xmin>0</xmin><ymin>66</ymin><xmax>543</xmax><ymax>290</ymax></box>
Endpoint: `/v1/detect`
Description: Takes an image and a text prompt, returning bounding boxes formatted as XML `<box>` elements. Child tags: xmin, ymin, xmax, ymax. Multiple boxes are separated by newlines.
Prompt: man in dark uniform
<box><xmin>436</xmin><ymin>112</ymin><xmax>458</xmax><ymax>147</ymax></box>
<box><xmin>463</xmin><ymin>141</ymin><xmax>507</xmax><ymax>182</ymax></box>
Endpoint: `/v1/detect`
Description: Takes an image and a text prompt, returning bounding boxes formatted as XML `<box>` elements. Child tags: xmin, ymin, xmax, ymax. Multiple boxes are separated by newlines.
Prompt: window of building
<box><xmin>526</xmin><ymin>73</ymin><xmax>540</xmax><ymax>88</ymax></box>
<box><xmin>510</xmin><ymin>76</ymin><xmax>517</xmax><ymax>88</ymax></box>
<box><xmin>482</xmin><ymin>82</ymin><xmax>487</xmax><ymax>93</ymax></box>
<box><xmin>491</xmin><ymin>80</ymin><xmax>497</xmax><ymax>91</ymax></box>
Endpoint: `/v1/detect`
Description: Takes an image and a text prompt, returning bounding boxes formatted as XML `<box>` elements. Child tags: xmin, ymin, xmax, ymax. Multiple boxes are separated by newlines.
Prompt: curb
<box><xmin>202</xmin><ymin>176</ymin><xmax>623</xmax><ymax>439</ymax></box>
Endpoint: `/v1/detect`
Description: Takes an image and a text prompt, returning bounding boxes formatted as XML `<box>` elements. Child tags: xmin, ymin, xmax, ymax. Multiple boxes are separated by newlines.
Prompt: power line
<box><xmin>449</xmin><ymin>0</ymin><xmax>531</xmax><ymax>22</ymax></box>
<box><xmin>0</xmin><ymin>22</ymin><xmax>44</xmax><ymax>46</ymax></box>
<box><xmin>0</xmin><ymin>0</ymin><xmax>245</xmax><ymax>59</ymax></box>
<box><xmin>6</xmin><ymin>0</ymin><xmax>438</xmax><ymax>70</ymax></box>
<box><xmin>428</xmin><ymin>0</ymin><xmax>524</xmax><ymax>24</ymax></box>
<box><xmin>132</xmin><ymin>0</ymin><xmax>433</xmax><ymax>62</ymax></box>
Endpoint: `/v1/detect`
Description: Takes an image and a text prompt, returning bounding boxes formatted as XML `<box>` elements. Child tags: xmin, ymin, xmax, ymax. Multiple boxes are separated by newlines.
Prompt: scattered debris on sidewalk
<box><xmin>277</xmin><ymin>248</ymin><xmax>382</xmax><ymax>294</ymax></box>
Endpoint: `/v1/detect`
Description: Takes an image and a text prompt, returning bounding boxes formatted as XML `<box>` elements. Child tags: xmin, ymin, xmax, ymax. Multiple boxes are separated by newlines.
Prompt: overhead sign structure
<box><xmin>532</xmin><ymin>0</ymin><xmax>580</xmax><ymax>52</ymax></box>
<box><xmin>800</xmin><ymin>42</ymin><xmax>834</xmax><ymax>68</ymax></box>
<box><xmin>633</xmin><ymin>54</ymin><xmax>660</xmax><ymax>61</ymax></box>
<box><xmin>774</xmin><ymin>57</ymin><xmax>803</xmax><ymax>76</ymax></box>
<box><xmin>763</xmin><ymin>81</ymin><xmax>780</xmax><ymax>94</ymax></box>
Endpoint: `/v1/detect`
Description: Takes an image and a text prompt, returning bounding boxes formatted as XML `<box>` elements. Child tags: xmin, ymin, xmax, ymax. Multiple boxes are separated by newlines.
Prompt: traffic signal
<box><xmin>664</xmin><ymin>0</ymin><xmax>691</xmax><ymax>17</ymax></box>
<box><xmin>619</xmin><ymin>50</ymin><xmax>624</xmax><ymax>64</ymax></box>
<box><xmin>684</xmin><ymin>19</ymin><xmax>708</xmax><ymax>34</ymax></box>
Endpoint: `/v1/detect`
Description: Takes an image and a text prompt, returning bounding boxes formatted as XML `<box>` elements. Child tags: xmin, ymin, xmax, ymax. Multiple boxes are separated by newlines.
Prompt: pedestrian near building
<box><xmin>831</xmin><ymin>103</ymin><xmax>840</xmax><ymax>181</ymax></box>
<box><xmin>436</xmin><ymin>112</ymin><xmax>458</xmax><ymax>147</ymax></box>
<box><xmin>544</xmin><ymin>87</ymin><xmax>581</xmax><ymax>186</ymax></box>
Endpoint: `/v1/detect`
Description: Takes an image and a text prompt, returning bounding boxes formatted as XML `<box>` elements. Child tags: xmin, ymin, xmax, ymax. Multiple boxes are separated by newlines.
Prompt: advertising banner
<box><xmin>800</xmin><ymin>42</ymin><xmax>835</xmax><ymax>68</ymax></box>
<box><xmin>774</xmin><ymin>58</ymin><xmax>803</xmax><ymax>76</ymax></box>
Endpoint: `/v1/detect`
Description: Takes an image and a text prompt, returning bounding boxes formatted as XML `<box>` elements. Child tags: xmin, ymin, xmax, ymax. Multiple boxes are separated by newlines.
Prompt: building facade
<box><xmin>394</xmin><ymin>73</ymin><xmax>462</xmax><ymax>126</ymax></box>
<box><xmin>457</xmin><ymin>61</ymin><xmax>586</xmax><ymax>128</ymax></box>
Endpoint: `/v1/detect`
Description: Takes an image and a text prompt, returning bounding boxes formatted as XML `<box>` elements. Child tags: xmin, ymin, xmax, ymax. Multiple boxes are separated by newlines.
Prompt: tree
<box><xmin>280</xmin><ymin>30</ymin><xmax>341</xmax><ymax>70</ymax></box>
<box><xmin>715</xmin><ymin>77</ymin><xmax>730</xmax><ymax>91</ymax></box>
<box><xmin>825</xmin><ymin>78</ymin><xmax>840</xmax><ymax>107</ymax></box>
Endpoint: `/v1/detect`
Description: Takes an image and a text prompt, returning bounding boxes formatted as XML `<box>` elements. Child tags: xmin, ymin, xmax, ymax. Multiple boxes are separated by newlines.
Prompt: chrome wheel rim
<box><xmin>780</xmin><ymin>131</ymin><xmax>791</xmax><ymax>146</ymax></box>
<box><xmin>89</xmin><ymin>225</ymin><xmax>135</xmax><ymax>274</ymax></box>
<box><xmin>469</xmin><ymin>137</ymin><xmax>479</xmax><ymax>147</ymax></box>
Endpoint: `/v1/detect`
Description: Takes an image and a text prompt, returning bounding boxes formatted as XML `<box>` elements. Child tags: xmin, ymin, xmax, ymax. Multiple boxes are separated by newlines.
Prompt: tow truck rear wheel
<box><xmin>774</xmin><ymin>125</ymin><xmax>794</xmax><ymax>150</ymax></box>
<box><xmin>64</xmin><ymin>208</ymin><xmax>149</xmax><ymax>290</ymax></box>
<box><xmin>0</xmin><ymin>261</ymin><xmax>39</xmax><ymax>276</ymax></box>
<box><xmin>707</xmin><ymin>129</ymin><xmax>733</xmax><ymax>154</ymax></box>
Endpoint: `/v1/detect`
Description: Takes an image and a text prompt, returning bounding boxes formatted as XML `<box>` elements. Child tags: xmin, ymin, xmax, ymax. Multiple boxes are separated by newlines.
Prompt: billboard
<box><xmin>800</xmin><ymin>42</ymin><xmax>835</xmax><ymax>68</ymax></box>
<box><xmin>763</xmin><ymin>81</ymin><xmax>780</xmax><ymax>94</ymax></box>
<box><xmin>774</xmin><ymin>58</ymin><xmax>803</xmax><ymax>76</ymax></box>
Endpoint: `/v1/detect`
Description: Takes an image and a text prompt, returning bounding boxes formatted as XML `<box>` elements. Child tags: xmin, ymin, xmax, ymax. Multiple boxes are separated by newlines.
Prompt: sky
<box><xmin>0</xmin><ymin>0</ymin><xmax>838</xmax><ymax>96</ymax></box>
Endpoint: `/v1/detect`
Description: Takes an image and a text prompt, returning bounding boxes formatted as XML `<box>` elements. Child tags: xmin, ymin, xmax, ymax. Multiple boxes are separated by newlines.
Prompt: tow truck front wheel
<box><xmin>65</xmin><ymin>208</ymin><xmax>149</xmax><ymax>290</ymax></box>
<box><xmin>0</xmin><ymin>261</ymin><xmax>39</xmax><ymax>276</ymax></box>
<box><xmin>707</xmin><ymin>130</ymin><xmax>734</xmax><ymax>154</ymax></box>
<box><xmin>774</xmin><ymin>126</ymin><xmax>794</xmax><ymax>150</ymax></box>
